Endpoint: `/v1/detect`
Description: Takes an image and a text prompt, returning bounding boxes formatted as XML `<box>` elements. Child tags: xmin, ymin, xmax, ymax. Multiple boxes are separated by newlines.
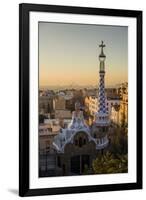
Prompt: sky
<box><xmin>39</xmin><ymin>22</ymin><xmax>128</xmax><ymax>88</ymax></box>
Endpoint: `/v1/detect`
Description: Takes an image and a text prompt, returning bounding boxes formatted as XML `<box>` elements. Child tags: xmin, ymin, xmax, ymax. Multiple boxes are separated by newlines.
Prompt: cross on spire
<box><xmin>99</xmin><ymin>40</ymin><xmax>106</xmax><ymax>48</ymax></box>
<box><xmin>99</xmin><ymin>41</ymin><xmax>106</xmax><ymax>57</ymax></box>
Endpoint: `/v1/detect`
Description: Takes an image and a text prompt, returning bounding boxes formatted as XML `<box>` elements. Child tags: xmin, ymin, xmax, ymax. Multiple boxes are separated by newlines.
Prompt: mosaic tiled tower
<box><xmin>98</xmin><ymin>41</ymin><xmax>108</xmax><ymax>114</ymax></box>
<box><xmin>91</xmin><ymin>41</ymin><xmax>109</xmax><ymax>149</ymax></box>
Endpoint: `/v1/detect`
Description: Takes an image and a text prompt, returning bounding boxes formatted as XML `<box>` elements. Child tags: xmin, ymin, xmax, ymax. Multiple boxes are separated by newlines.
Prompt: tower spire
<box><xmin>91</xmin><ymin>41</ymin><xmax>109</xmax><ymax>149</ymax></box>
<box><xmin>98</xmin><ymin>41</ymin><xmax>108</xmax><ymax>114</ymax></box>
<box><xmin>99</xmin><ymin>41</ymin><xmax>106</xmax><ymax>72</ymax></box>
<box><xmin>99</xmin><ymin>40</ymin><xmax>106</xmax><ymax>57</ymax></box>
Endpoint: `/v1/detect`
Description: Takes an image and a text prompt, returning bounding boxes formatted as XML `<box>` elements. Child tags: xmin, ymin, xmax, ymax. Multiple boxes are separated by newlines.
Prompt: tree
<box><xmin>121</xmin><ymin>112</ymin><xmax>126</xmax><ymax>128</ymax></box>
<box><xmin>83</xmin><ymin>164</ymin><xmax>93</xmax><ymax>175</ymax></box>
<box><xmin>92</xmin><ymin>152</ymin><xmax>128</xmax><ymax>174</ymax></box>
<box><xmin>109</xmin><ymin>126</ymin><xmax>128</xmax><ymax>155</ymax></box>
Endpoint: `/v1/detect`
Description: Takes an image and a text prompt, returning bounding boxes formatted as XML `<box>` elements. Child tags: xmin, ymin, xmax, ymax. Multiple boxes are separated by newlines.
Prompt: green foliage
<box><xmin>92</xmin><ymin>152</ymin><xmax>128</xmax><ymax>174</ymax></box>
<box><xmin>92</xmin><ymin>125</ymin><xmax>128</xmax><ymax>174</ymax></box>
<box><xmin>83</xmin><ymin>164</ymin><xmax>93</xmax><ymax>175</ymax></box>
<box><xmin>109</xmin><ymin>126</ymin><xmax>128</xmax><ymax>155</ymax></box>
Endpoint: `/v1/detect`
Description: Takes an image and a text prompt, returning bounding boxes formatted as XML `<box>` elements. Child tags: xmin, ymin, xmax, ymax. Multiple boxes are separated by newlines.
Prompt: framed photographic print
<box><xmin>19</xmin><ymin>3</ymin><xmax>142</xmax><ymax>197</ymax></box>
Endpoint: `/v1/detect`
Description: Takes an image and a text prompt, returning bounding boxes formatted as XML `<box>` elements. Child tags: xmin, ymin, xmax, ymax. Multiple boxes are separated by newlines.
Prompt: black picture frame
<box><xmin>19</xmin><ymin>3</ymin><xmax>143</xmax><ymax>197</ymax></box>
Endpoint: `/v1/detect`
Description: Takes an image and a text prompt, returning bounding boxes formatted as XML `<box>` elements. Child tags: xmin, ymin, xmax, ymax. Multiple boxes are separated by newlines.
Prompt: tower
<box><xmin>91</xmin><ymin>41</ymin><xmax>109</xmax><ymax>148</ymax></box>
<box><xmin>98</xmin><ymin>40</ymin><xmax>107</xmax><ymax>114</ymax></box>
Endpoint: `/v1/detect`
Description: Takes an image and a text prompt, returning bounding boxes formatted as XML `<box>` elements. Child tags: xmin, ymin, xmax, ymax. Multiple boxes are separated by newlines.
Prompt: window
<box><xmin>48</xmin><ymin>128</ymin><xmax>52</xmax><ymax>132</ymax></box>
<box><xmin>83</xmin><ymin>138</ymin><xmax>86</xmax><ymax>145</ymax></box>
<box><xmin>57</xmin><ymin>156</ymin><xmax>61</xmax><ymax>167</ymax></box>
<box><xmin>102</xmin><ymin>127</ymin><xmax>108</xmax><ymax>132</ymax></box>
<box><xmin>102</xmin><ymin>127</ymin><xmax>106</xmax><ymax>132</ymax></box>
<box><xmin>75</xmin><ymin>139</ymin><xmax>78</xmax><ymax>146</ymax></box>
<box><xmin>79</xmin><ymin>137</ymin><xmax>83</xmax><ymax>147</ymax></box>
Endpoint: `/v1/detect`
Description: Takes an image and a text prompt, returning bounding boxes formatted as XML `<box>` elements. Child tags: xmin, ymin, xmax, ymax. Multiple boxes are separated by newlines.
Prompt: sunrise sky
<box><xmin>39</xmin><ymin>22</ymin><xmax>128</xmax><ymax>88</ymax></box>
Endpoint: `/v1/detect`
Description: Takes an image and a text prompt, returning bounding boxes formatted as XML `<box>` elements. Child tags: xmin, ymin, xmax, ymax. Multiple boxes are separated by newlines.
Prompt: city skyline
<box><xmin>39</xmin><ymin>22</ymin><xmax>128</xmax><ymax>87</ymax></box>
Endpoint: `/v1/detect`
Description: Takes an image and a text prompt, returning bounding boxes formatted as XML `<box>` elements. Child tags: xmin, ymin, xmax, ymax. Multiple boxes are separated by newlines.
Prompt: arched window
<box><xmin>75</xmin><ymin>139</ymin><xmax>78</xmax><ymax>146</ymax></box>
<box><xmin>79</xmin><ymin>137</ymin><xmax>83</xmax><ymax>147</ymax></box>
<box><xmin>83</xmin><ymin>138</ymin><xmax>86</xmax><ymax>145</ymax></box>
